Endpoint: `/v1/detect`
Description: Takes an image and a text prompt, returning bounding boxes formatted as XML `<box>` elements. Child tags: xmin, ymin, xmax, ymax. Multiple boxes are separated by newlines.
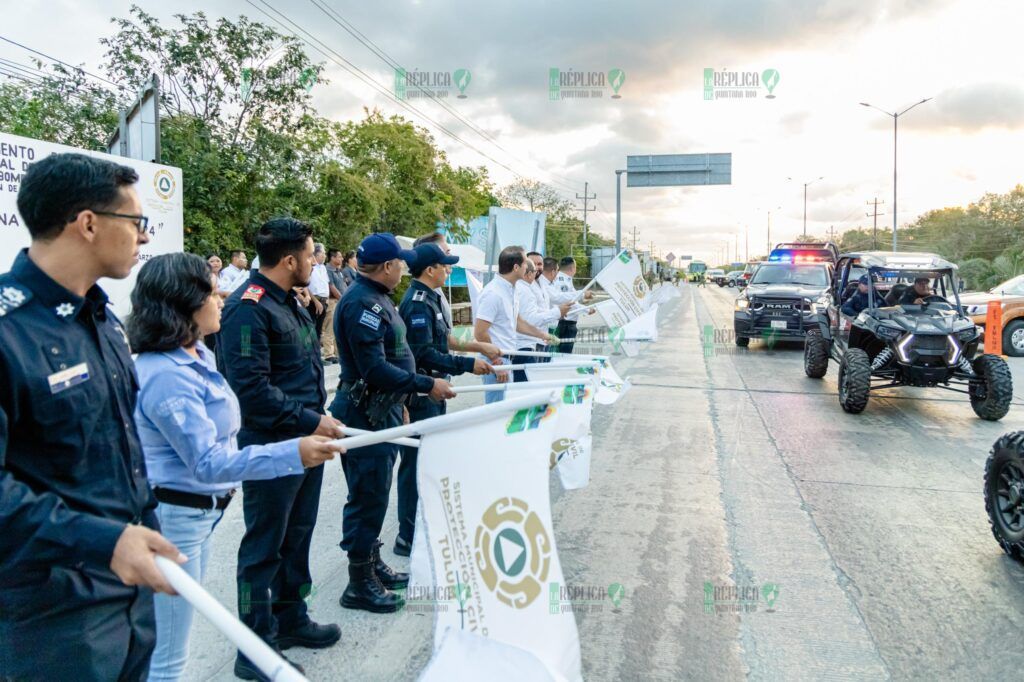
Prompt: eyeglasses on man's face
<box><xmin>93</xmin><ymin>211</ymin><xmax>150</xmax><ymax>234</ymax></box>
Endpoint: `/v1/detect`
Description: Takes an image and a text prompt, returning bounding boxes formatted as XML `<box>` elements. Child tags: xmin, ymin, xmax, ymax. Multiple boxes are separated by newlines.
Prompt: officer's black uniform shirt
<box><xmin>335</xmin><ymin>275</ymin><xmax>434</xmax><ymax>394</ymax></box>
<box><xmin>398</xmin><ymin>279</ymin><xmax>474</xmax><ymax>377</ymax></box>
<box><xmin>219</xmin><ymin>271</ymin><xmax>326</xmax><ymax>445</ymax></box>
<box><xmin>0</xmin><ymin>250</ymin><xmax>155</xmax><ymax>586</ymax></box>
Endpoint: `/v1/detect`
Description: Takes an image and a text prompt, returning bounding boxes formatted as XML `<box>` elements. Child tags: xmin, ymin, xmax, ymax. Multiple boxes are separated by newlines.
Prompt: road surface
<box><xmin>187</xmin><ymin>282</ymin><xmax>1024</xmax><ymax>681</ymax></box>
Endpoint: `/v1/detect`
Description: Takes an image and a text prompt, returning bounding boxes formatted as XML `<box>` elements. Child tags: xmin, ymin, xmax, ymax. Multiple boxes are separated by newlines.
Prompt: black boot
<box><xmin>234</xmin><ymin>649</ymin><xmax>304</xmax><ymax>681</ymax></box>
<box><xmin>393</xmin><ymin>535</ymin><xmax>412</xmax><ymax>557</ymax></box>
<box><xmin>372</xmin><ymin>539</ymin><xmax>409</xmax><ymax>589</ymax></box>
<box><xmin>340</xmin><ymin>559</ymin><xmax>404</xmax><ymax>613</ymax></box>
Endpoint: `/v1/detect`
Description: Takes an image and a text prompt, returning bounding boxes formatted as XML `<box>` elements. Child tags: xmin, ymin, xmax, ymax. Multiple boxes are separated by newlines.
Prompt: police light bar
<box><xmin>768</xmin><ymin>250</ymin><xmax>828</xmax><ymax>263</ymax></box>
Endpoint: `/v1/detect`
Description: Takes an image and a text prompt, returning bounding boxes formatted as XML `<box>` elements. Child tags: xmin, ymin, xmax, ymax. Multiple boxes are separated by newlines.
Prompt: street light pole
<box><xmin>860</xmin><ymin>98</ymin><xmax>932</xmax><ymax>250</ymax></box>
<box><xmin>787</xmin><ymin>177</ymin><xmax>823</xmax><ymax>238</ymax></box>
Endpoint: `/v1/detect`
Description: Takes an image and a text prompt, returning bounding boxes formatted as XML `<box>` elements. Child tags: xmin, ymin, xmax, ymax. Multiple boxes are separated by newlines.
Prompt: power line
<box><xmin>247</xmin><ymin>1</ymin><xmax>578</xmax><ymax>201</ymax></box>
<box><xmin>0</xmin><ymin>35</ymin><xmax>126</xmax><ymax>92</ymax></box>
<box><xmin>306</xmin><ymin>0</ymin><xmax>583</xmax><ymax>194</ymax></box>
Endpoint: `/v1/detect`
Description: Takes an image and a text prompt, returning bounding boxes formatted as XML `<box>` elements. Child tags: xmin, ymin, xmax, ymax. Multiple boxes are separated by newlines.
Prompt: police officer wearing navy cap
<box><xmin>393</xmin><ymin>244</ymin><xmax>493</xmax><ymax>557</ymax></box>
<box><xmin>218</xmin><ymin>218</ymin><xmax>345</xmax><ymax>679</ymax></box>
<box><xmin>0</xmin><ymin>153</ymin><xmax>186</xmax><ymax>681</ymax></box>
<box><xmin>331</xmin><ymin>233</ymin><xmax>456</xmax><ymax>613</ymax></box>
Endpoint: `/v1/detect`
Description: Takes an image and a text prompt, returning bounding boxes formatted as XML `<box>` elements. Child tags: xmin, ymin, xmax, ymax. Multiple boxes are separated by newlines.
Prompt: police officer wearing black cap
<box><xmin>393</xmin><ymin>244</ymin><xmax>492</xmax><ymax>557</ymax></box>
<box><xmin>0</xmin><ymin>153</ymin><xmax>186</xmax><ymax>681</ymax></box>
<box><xmin>331</xmin><ymin>233</ymin><xmax>456</xmax><ymax>613</ymax></box>
<box><xmin>218</xmin><ymin>218</ymin><xmax>345</xmax><ymax>679</ymax></box>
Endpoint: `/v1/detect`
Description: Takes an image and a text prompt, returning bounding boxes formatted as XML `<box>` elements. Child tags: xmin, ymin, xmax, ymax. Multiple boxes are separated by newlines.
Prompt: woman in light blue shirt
<box><xmin>129</xmin><ymin>253</ymin><xmax>344</xmax><ymax>681</ymax></box>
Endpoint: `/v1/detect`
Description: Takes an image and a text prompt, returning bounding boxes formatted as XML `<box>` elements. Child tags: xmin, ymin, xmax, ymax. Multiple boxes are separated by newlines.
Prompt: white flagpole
<box><xmin>453</xmin><ymin>378</ymin><xmax>594</xmax><ymax>394</ymax></box>
<box><xmin>497</xmin><ymin>349</ymin><xmax>608</xmax><ymax>360</ymax></box>
<box><xmin>341</xmin><ymin>426</ymin><xmax>419</xmax><ymax>448</ymax></box>
<box><xmin>491</xmin><ymin>359</ymin><xmax>602</xmax><ymax>372</ymax></box>
<box><xmin>155</xmin><ymin>557</ymin><xmax>307</xmax><ymax>682</ymax></box>
<box><xmin>329</xmin><ymin>389</ymin><xmax>558</xmax><ymax>452</ymax></box>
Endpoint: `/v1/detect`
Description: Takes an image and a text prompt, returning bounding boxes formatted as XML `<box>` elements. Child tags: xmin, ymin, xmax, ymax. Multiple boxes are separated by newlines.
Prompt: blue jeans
<box><xmin>148</xmin><ymin>502</ymin><xmax>224</xmax><ymax>682</ymax></box>
<box><xmin>483</xmin><ymin>355</ymin><xmax>513</xmax><ymax>404</ymax></box>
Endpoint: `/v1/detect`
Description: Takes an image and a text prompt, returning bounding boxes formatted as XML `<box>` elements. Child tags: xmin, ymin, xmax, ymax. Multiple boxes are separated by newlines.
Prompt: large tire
<box><xmin>804</xmin><ymin>331</ymin><xmax>829</xmax><ymax>378</ymax></box>
<box><xmin>735</xmin><ymin>333</ymin><xmax>749</xmax><ymax>348</ymax></box>
<box><xmin>970</xmin><ymin>354</ymin><xmax>1013</xmax><ymax>421</ymax></box>
<box><xmin>984</xmin><ymin>431</ymin><xmax>1024</xmax><ymax>561</ymax></box>
<box><xmin>838</xmin><ymin>348</ymin><xmax>870</xmax><ymax>413</ymax></box>
<box><xmin>1003</xmin><ymin>319</ymin><xmax>1024</xmax><ymax>358</ymax></box>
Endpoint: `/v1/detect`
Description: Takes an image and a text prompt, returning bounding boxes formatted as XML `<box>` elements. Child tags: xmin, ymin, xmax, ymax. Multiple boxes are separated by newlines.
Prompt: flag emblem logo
<box><xmin>474</xmin><ymin>497</ymin><xmax>552</xmax><ymax>609</ymax></box>
<box><xmin>633</xmin><ymin>276</ymin><xmax>648</xmax><ymax>298</ymax></box>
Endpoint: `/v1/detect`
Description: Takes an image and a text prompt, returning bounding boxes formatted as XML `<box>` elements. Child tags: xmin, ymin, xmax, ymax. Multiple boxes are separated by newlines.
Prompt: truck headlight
<box><xmin>876</xmin><ymin>324</ymin><xmax>901</xmax><ymax>341</ymax></box>
<box><xmin>735</xmin><ymin>299</ymin><xmax>749</xmax><ymax>311</ymax></box>
<box><xmin>957</xmin><ymin>326</ymin><xmax>979</xmax><ymax>342</ymax></box>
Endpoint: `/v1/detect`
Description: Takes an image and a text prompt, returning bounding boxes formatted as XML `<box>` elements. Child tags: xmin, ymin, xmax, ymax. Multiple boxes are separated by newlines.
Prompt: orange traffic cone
<box><xmin>985</xmin><ymin>300</ymin><xmax>1003</xmax><ymax>355</ymax></box>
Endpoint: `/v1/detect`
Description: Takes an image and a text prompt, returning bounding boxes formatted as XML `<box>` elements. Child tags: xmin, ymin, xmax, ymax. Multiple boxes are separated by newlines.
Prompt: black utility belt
<box><xmin>154</xmin><ymin>486</ymin><xmax>235</xmax><ymax>511</ymax></box>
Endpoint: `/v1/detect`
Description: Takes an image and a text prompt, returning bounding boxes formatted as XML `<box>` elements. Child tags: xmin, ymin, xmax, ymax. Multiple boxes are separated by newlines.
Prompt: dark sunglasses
<box><xmin>93</xmin><ymin>211</ymin><xmax>149</xmax><ymax>234</ymax></box>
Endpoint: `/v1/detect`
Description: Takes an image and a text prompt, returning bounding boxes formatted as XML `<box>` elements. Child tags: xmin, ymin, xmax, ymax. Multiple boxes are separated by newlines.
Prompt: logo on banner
<box><xmin>618</xmin><ymin>251</ymin><xmax>632</xmax><ymax>264</ymax></box>
<box><xmin>474</xmin><ymin>497</ymin><xmax>552</xmax><ymax>609</ymax></box>
<box><xmin>153</xmin><ymin>169</ymin><xmax>176</xmax><ymax>200</ymax></box>
<box><xmin>505</xmin><ymin>404</ymin><xmax>555</xmax><ymax>434</ymax></box>
<box><xmin>633</xmin><ymin>276</ymin><xmax>648</xmax><ymax>298</ymax></box>
<box><xmin>561</xmin><ymin>384</ymin><xmax>590</xmax><ymax>404</ymax></box>
<box><xmin>550</xmin><ymin>437</ymin><xmax>583</xmax><ymax>466</ymax></box>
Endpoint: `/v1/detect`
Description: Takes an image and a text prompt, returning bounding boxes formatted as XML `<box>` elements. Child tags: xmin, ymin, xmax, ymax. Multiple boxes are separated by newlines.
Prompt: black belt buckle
<box><xmin>154</xmin><ymin>486</ymin><xmax>235</xmax><ymax>511</ymax></box>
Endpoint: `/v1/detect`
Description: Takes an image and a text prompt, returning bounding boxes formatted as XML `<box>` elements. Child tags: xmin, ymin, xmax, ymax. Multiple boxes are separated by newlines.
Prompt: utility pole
<box><xmin>630</xmin><ymin>226</ymin><xmax>639</xmax><ymax>251</ymax></box>
<box><xmin>866</xmin><ymin>198</ymin><xmax>885</xmax><ymax>250</ymax></box>
<box><xmin>744</xmin><ymin>225</ymin><xmax>748</xmax><ymax>262</ymax></box>
<box><xmin>827</xmin><ymin>225</ymin><xmax>837</xmax><ymax>243</ymax></box>
<box><xmin>575</xmin><ymin>181</ymin><xmax>596</xmax><ymax>247</ymax></box>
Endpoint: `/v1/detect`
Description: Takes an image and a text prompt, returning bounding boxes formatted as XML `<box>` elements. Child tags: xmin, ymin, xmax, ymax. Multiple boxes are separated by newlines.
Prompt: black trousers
<box><xmin>510</xmin><ymin>349</ymin><xmax>539</xmax><ymax>382</ymax></box>
<box><xmin>397</xmin><ymin>397</ymin><xmax>445</xmax><ymax>544</ymax></box>
<box><xmin>556</xmin><ymin>319</ymin><xmax>578</xmax><ymax>354</ymax></box>
<box><xmin>309</xmin><ymin>297</ymin><xmax>329</xmax><ymax>340</ymax></box>
<box><xmin>0</xmin><ymin>568</ymin><xmax>154</xmax><ymax>681</ymax></box>
<box><xmin>236</xmin><ymin>464</ymin><xmax>325</xmax><ymax>640</ymax></box>
<box><xmin>330</xmin><ymin>395</ymin><xmax>402</xmax><ymax>561</ymax></box>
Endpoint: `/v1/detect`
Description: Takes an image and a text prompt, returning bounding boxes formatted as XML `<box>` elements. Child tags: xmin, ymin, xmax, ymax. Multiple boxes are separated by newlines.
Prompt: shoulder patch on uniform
<box><xmin>241</xmin><ymin>285</ymin><xmax>265</xmax><ymax>303</ymax></box>
<box><xmin>0</xmin><ymin>285</ymin><xmax>31</xmax><ymax>318</ymax></box>
<box><xmin>410</xmin><ymin>314</ymin><xmax>428</xmax><ymax>328</ymax></box>
<box><xmin>412</xmin><ymin>289</ymin><xmax>426</xmax><ymax>302</ymax></box>
<box><xmin>359</xmin><ymin>309</ymin><xmax>382</xmax><ymax>331</ymax></box>
<box><xmin>371</xmin><ymin>303</ymin><xmax>383</xmax><ymax>314</ymax></box>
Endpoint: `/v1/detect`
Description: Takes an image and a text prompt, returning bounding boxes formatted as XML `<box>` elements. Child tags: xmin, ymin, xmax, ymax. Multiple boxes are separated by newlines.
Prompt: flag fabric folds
<box><xmin>411</xmin><ymin>404</ymin><xmax>583</xmax><ymax>682</ymax></box>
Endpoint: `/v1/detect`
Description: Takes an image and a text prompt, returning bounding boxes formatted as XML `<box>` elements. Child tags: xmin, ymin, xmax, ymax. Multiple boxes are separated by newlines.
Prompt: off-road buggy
<box><xmin>985</xmin><ymin>432</ymin><xmax>1024</xmax><ymax>560</ymax></box>
<box><xmin>803</xmin><ymin>252</ymin><xmax>1012</xmax><ymax>420</ymax></box>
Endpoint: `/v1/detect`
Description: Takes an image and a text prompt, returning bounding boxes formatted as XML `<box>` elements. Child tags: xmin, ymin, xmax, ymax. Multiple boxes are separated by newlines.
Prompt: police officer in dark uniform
<box><xmin>393</xmin><ymin>244</ymin><xmax>492</xmax><ymax>556</ymax></box>
<box><xmin>218</xmin><ymin>218</ymin><xmax>344</xmax><ymax>679</ymax></box>
<box><xmin>0</xmin><ymin>153</ymin><xmax>186</xmax><ymax>681</ymax></box>
<box><xmin>331</xmin><ymin>233</ymin><xmax>456</xmax><ymax>613</ymax></box>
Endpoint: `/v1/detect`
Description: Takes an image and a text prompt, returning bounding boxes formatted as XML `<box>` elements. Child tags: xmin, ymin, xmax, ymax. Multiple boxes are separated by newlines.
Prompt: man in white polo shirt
<box><xmin>474</xmin><ymin>246</ymin><xmax>556</xmax><ymax>403</ymax></box>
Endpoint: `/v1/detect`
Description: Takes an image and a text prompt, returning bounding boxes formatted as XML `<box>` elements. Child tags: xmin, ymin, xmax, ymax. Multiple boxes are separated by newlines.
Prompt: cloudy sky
<box><xmin>3</xmin><ymin>0</ymin><xmax>1022</xmax><ymax>263</ymax></box>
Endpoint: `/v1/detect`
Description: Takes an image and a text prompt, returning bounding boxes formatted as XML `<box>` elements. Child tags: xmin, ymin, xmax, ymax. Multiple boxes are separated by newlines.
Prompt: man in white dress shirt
<box><xmin>517</xmin><ymin>252</ymin><xmax>572</xmax><ymax>374</ymax></box>
<box><xmin>308</xmin><ymin>242</ymin><xmax>331</xmax><ymax>340</ymax></box>
<box><xmin>544</xmin><ymin>256</ymin><xmax>594</xmax><ymax>353</ymax></box>
<box><xmin>474</xmin><ymin>246</ymin><xmax>556</xmax><ymax>403</ymax></box>
<box><xmin>217</xmin><ymin>250</ymin><xmax>249</xmax><ymax>296</ymax></box>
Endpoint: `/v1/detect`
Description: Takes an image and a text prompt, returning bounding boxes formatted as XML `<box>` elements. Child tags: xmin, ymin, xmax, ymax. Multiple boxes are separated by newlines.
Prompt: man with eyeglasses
<box><xmin>0</xmin><ymin>153</ymin><xmax>184</xmax><ymax>681</ymax></box>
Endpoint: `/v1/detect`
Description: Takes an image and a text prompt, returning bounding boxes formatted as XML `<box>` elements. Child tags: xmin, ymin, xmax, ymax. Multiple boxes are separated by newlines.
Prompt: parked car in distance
<box><xmin>960</xmin><ymin>274</ymin><xmax>1024</xmax><ymax>357</ymax></box>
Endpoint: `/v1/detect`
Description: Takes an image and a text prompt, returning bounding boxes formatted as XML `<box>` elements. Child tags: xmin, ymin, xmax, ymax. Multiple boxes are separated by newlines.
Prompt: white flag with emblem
<box><xmin>592</xmin><ymin>250</ymin><xmax>650</xmax><ymax>319</ymax></box>
<box><xmin>596</xmin><ymin>300</ymin><xmax>640</xmax><ymax>358</ymax></box>
<box><xmin>411</xmin><ymin>402</ymin><xmax>582</xmax><ymax>682</ymax></box>
<box><xmin>522</xmin><ymin>365</ymin><xmax>599</xmax><ymax>489</ymax></box>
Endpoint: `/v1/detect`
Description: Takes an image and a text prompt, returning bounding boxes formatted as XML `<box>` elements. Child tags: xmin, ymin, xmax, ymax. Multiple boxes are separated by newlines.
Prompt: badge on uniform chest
<box><xmin>48</xmin><ymin>362</ymin><xmax>90</xmax><ymax>394</ymax></box>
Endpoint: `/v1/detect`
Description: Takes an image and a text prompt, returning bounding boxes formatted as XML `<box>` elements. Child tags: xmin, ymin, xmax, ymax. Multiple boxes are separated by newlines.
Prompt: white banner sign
<box><xmin>0</xmin><ymin>132</ymin><xmax>184</xmax><ymax>317</ymax></box>
<box><xmin>412</xmin><ymin>405</ymin><xmax>582</xmax><ymax>682</ymax></box>
<box><xmin>592</xmin><ymin>249</ymin><xmax>650</xmax><ymax>320</ymax></box>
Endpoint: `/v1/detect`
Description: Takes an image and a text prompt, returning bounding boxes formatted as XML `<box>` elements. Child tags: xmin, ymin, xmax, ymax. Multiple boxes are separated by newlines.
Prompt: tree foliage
<box><xmin>0</xmin><ymin>6</ymin><xmax>494</xmax><ymax>257</ymax></box>
<box><xmin>837</xmin><ymin>185</ymin><xmax>1024</xmax><ymax>290</ymax></box>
